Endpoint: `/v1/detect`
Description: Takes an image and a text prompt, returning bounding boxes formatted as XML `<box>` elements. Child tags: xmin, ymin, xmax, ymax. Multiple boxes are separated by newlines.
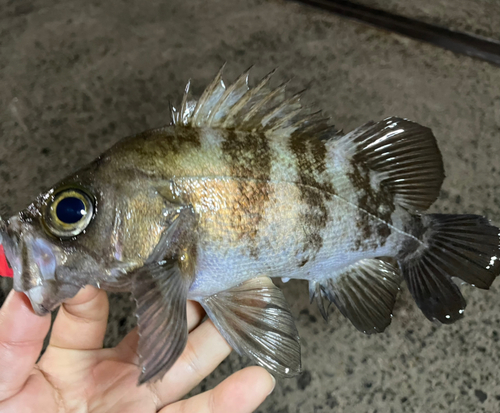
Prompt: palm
<box><xmin>35</xmin><ymin>349</ymin><xmax>152</xmax><ymax>413</ymax></box>
<box><xmin>0</xmin><ymin>288</ymin><xmax>274</xmax><ymax>413</ymax></box>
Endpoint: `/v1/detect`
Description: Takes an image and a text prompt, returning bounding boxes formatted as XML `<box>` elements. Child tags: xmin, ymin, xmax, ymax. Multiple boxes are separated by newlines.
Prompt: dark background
<box><xmin>1</xmin><ymin>1</ymin><xmax>499</xmax><ymax>411</ymax></box>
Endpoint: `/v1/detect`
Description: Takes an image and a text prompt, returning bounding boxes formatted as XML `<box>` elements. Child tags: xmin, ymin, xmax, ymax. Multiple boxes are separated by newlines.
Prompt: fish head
<box><xmin>0</xmin><ymin>153</ymin><xmax>172</xmax><ymax>315</ymax></box>
<box><xmin>0</xmin><ymin>175</ymin><xmax>125</xmax><ymax>315</ymax></box>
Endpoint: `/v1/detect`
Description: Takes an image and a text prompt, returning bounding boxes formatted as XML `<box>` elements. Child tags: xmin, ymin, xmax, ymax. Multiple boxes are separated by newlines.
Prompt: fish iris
<box><xmin>43</xmin><ymin>188</ymin><xmax>94</xmax><ymax>238</ymax></box>
<box><xmin>56</xmin><ymin>197</ymin><xmax>86</xmax><ymax>224</ymax></box>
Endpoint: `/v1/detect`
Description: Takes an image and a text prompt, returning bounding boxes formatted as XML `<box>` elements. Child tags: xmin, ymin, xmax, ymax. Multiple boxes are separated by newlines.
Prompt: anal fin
<box><xmin>201</xmin><ymin>277</ymin><xmax>301</xmax><ymax>377</ymax></box>
<box><xmin>312</xmin><ymin>259</ymin><xmax>401</xmax><ymax>334</ymax></box>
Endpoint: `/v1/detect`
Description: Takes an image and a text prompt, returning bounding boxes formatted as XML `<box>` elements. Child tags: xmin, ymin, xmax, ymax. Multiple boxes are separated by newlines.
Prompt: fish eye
<box><xmin>44</xmin><ymin>189</ymin><xmax>94</xmax><ymax>238</ymax></box>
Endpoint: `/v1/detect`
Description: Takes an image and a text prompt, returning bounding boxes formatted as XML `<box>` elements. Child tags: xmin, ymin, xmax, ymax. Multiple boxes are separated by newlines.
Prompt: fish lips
<box><xmin>1</xmin><ymin>216</ymin><xmax>79</xmax><ymax>315</ymax></box>
<box><xmin>27</xmin><ymin>281</ymin><xmax>81</xmax><ymax>316</ymax></box>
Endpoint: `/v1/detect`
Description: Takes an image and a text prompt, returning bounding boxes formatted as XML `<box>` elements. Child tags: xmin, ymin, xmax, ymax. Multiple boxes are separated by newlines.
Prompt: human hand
<box><xmin>0</xmin><ymin>287</ymin><xmax>275</xmax><ymax>413</ymax></box>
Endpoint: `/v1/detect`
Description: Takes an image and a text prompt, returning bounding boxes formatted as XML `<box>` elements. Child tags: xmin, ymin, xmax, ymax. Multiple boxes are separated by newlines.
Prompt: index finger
<box><xmin>49</xmin><ymin>286</ymin><xmax>109</xmax><ymax>351</ymax></box>
<box><xmin>0</xmin><ymin>290</ymin><xmax>51</xmax><ymax>401</ymax></box>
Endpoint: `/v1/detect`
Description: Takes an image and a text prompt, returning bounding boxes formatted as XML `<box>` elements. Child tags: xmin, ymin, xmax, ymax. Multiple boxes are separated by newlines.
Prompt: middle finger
<box><xmin>150</xmin><ymin>318</ymin><xmax>232</xmax><ymax>408</ymax></box>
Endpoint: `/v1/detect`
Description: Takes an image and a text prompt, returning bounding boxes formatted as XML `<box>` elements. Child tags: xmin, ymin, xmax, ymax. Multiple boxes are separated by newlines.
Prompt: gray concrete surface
<box><xmin>351</xmin><ymin>0</ymin><xmax>500</xmax><ymax>41</ymax></box>
<box><xmin>1</xmin><ymin>0</ymin><xmax>500</xmax><ymax>412</ymax></box>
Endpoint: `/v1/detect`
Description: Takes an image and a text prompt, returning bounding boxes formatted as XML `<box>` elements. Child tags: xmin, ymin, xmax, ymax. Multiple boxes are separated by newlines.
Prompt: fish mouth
<box><xmin>15</xmin><ymin>234</ymin><xmax>81</xmax><ymax>315</ymax></box>
<box><xmin>26</xmin><ymin>281</ymin><xmax>81</xmax><ymax>316</ymax></box>
<box><xmin>7</xmin><ymin>230</ymin><xmax>59</xmax><ymax>290</ymax></box>
<box><xmin>1</xmin><ymin>215</ymin><xmax>76</xmax><ymax>315</ymax></box>
<box><xmin>27</xmin><ymin>286</ymin><xmax>54</xmax><ymax>315</ymax></box>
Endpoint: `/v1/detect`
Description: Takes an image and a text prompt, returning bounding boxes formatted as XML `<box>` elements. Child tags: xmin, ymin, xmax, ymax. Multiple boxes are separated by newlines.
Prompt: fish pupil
<box><xmin>56</xmin><ymin>197</ymin><xmax>86</xmax><ymax>224</ymax></box>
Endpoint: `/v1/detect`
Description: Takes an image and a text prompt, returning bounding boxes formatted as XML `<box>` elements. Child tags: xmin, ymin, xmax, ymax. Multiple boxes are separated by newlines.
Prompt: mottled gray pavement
<box><xmin>1</xmin><ymin>1</ymin><xmax>499</xmax><ymax>412</ymax></box>
<box><xmin>352</xmin><ymin>0</ymin><xmax>500</xmax><ymax>41</ymax></box>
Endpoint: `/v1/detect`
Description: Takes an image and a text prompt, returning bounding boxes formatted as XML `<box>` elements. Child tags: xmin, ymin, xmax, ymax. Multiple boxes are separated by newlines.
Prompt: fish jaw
<box><xmin>1</xmin><ymin>215</ymin><xmax>83</xmax><ymax>315</ymax></box>
<box><xmin>26</xmin><ymin>281</ymin><xmax>81</xmax><ymax>315</ymax></box>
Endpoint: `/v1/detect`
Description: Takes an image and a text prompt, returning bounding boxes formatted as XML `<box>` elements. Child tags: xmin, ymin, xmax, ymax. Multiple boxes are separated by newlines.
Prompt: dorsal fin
<box><xmin>335</xmin><ymin>117</ymin><xmax>445</xmax><ymax>212</ymax></box>
<box><xmin>171</xmin><ymin>66</ymin><xmax>337</xmax><ymax>138</ymax></box>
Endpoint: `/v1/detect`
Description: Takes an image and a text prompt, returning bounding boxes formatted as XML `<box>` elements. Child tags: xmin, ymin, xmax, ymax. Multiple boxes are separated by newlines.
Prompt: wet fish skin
<box><xmin>0</xmin><ymin>68</ymin><xmax>498</xmax><ymax>384</ymax></box>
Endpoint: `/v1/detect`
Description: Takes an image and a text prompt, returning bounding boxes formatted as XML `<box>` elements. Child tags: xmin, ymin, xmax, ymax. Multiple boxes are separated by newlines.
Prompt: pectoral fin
<box><xmin>131</xmin><ymin>260</ymin><xmax>190</xmax><ymax>385</ymax></box>
<box><xmin>201</xmin><ymin>277</ymin><xmax>301</xmax><ymax>377</ymax></box>
<box><xmin>131</xmin><ymin>205</ymin><xmax>197</xmax><ymax>385</ymax></box>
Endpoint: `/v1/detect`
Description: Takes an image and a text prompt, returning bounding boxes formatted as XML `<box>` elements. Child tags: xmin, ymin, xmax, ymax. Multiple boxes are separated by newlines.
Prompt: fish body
<box><xmin>1</xmin><ymin>68</ymin><xmax>499</xmax><ymax>384</ymax></box>
<box><xmin>94</xmin><ymin>124</ymin><xmax>410</xmax><ymax>298</ymax></box>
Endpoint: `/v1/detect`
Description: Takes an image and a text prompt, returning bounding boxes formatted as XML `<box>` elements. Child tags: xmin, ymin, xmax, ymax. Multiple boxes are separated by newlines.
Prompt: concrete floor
<box><xmin>352</xmin><ymin>0</ymin><xmax>500</xmax><ymax>40</ymax></box>
<box><xmin>1</xmin><ymin>0</ymin><xmax>500</xmax><ymax>412</ymax></box>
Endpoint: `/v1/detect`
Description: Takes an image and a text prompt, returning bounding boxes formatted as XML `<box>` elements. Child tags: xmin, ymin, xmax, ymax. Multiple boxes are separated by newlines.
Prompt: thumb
<box><xmin>0</xmin><ymin>290</ymin><xmax>51</xmax><ymax>400</ymax></box>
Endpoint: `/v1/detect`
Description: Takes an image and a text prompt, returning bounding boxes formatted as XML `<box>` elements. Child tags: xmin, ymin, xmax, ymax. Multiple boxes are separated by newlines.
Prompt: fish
<box><xmin>1</xmin><ymin>67</ymin><xmax>499</xmax><ymax>385</ymax></box>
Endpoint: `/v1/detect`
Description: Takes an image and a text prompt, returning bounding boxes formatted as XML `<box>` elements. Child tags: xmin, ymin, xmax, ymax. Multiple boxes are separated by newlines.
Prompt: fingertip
<box><xmin>49</xmin><ymin>285</ymin><xmax>109</xmax><ymax>350</ymax></box>
<box><xmin>186</xmin><ymin>300</ymin><xmax>205</xmax><ymax>331</ymax></box>
<box><xmin>268</xmin><ymin>373</ymin><xmax>277</xmax><ymax>395</ymax></box>
<box><xmin>0</xmin><ymin>290</ymin><xmax>51</xmax><ymax>332</ymax></box>
<box><xmin>63</xmin><ymin>285</ymin><xmax>103</xmax><ymax>306</ymax></box>
<box><xmin>61</xmin><ymin>286</ymin><xmax>108</xmax><ymax>322</ymax></box>
<box><xmin>162</xmin><ymin>366</ymin><xmax>277</xmax><ymax>413</ymax></box>
<box><xmin>214</xmin><ymin>366</ymin><xmax>276</xmax><ymax>412</ymax></box>
<box><xmin>244</xmin><ymin>366</ymin><xmax>276</xmax><ymax>396</ymax></box>
<box><xmin>2</xmin><ymin>290</ymin><xmax>30</xmax><ymax>315</ymax></box>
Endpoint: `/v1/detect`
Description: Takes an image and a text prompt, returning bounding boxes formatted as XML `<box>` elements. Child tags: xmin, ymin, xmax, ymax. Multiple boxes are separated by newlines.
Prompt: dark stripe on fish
<box><xmin>289</xmin><ymin>134</ymin><xmax>335</xmax><ymax>266</ymax></box>
<box><xmin>172</xmin><ymin>126</ymin><xmax>202</xmax><ymax>152</ymax></box>
<box><xmin>21</xmin><ymin>241</ymin><xmax>32</xmax><ymax>291</ymax></box>
<box><xmin>221</xmin><ymin>130</ymin><xmax>272</xmax><ymax>257</ymax></box>
<box><xmin>347</xmin><ymin>161</ymin><xmax>394</xmax><ymax>251</ymax></box>
<box><xmin>108</xmin><ymin>126</ymin><xmax>202</xmax><ymax>176</ymax></box>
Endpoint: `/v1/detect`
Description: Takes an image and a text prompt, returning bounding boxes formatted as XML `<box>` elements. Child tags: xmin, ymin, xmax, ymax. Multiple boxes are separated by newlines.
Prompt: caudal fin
<box><xmin>398</xmin><ymin>214</ymin><xmax>500</xmax><ymax>324</ymax></box>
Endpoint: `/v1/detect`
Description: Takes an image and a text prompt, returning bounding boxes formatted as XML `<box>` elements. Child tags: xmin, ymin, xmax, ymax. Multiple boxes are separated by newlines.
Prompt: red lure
<box><xmin>0</xmin><ymin>245</ymin><xmax>13</xmax><ymax>278</ymax></box>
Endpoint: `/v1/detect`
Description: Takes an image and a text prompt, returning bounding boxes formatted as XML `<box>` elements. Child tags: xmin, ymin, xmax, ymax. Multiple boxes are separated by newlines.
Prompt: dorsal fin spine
<box><xmin>268</xmin><ymin>108</ymin><xmax>303</xmax><ymax>133</ymax></box>
<box><xmin>206</xmin><ymin>70</ymin><xmax>250</xmax><ymax>125</ymax></box>
<box><xmin>261</xmin><ymin>91</ymin><xmax>303</xmax><ymax>127</ymax></box>
<box><xmin>241</xmin><ymin>81</ymin><xmax>289</xmax><ymax>126</ymax></box>
<box><xmin>192</xmin><ymin>65</ymin><xmax>226</xmax><ymax>125</ymax></box>
<box><xmin>179</xmin><ymin>80</ymin><xmax>192</xmax><ymax>125</ymax></box>
<box><xmin>220</xmin><ymin>70</ymin><xmax>275</xmax><ymax>128</ymax></box>
<box><xmin>175</xmin><ymin>67</ymin><xmax>337</xmax><ymax>139</ymax></box>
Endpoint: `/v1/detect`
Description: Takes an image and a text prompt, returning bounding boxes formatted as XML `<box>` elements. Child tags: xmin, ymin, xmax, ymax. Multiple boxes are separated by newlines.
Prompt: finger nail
<box><xmin>268</xmin><ymin>375</ymin><xmax>276</xmax><ymax>395</ymax></box>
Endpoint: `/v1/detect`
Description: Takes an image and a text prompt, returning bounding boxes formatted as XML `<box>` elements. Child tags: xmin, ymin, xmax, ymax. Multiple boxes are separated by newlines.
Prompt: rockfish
<box><xmin>1</xmin><ymin>68</ymin><xmax>499</xmax><ymax>384</ymax></box>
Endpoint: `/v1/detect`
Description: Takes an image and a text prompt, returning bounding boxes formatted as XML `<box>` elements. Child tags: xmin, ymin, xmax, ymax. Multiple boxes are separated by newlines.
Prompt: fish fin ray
<box><xmin>399</xmin><ymin>214</ymin><xmax>500</xmax><ymax>323</ymax></box>
<box><xmin>190</xmin><ymin>65</ymin><xmax>227</xmax><ymax>127</ymax></box>
<box><xmin>130</xmin><ymin>204</ymin><xmax>198</xmax><ymax>384</ymax></box>
<box><xmin>207</xmin><ymin>69</ymin><xmax>251</xmax><ymax>125</ymax></box>
<box><xmin>146</xmin><ymin>205</ymin><xmax>198</xmax><ymax>263</ymax></box>
<box><xmin>313</xmin><ymin>258</ymin><xmax>401</xmax><ymax>334</ymax></box>
<box><xmin>336</xmin><ymin>117</ymin><xmax>445</xmax><ymax>212</ymax></box>
<box><xmin>131</xmin><ymin>259</ymin><xmax>190</xmax><ymax>385</ymax></box>
<box><xmin>221</xmin><ymin>69</ymin><xmax>275</xmax><ymax>128</ymax></box>
<box><xmin>178</xmin><ymin>67</ymin><xmax>337</xmax><ymax>137</ymax></box>
<box><xmin>309</xmin><ymin>281</ymin><xmax>330</xmax><ymax>320</ymax></box>
<box><xmin>201</xmin><ymin>276</ymin><xmax>301</xmax><ymax>377</ymax></box>
<box><xmin>180</xmin><ymin>80</ymin><xmax>197</xmax><ymax>125</ymax></box>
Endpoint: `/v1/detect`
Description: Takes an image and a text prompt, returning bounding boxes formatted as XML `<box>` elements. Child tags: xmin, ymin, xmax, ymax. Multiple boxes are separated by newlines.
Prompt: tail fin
<box><xmin>398</xmin><ymin>214</ymin><xmax>500</xmax><ymax>324</ymax></box>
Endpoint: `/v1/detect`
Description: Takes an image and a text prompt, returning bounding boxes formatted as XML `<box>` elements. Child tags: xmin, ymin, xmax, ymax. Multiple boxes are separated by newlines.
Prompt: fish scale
<box><xmin>0</xmin><ymin>67</ymin><xmax>498</xmax><ymax>384</ymax></box>
<box><xmin>164</xmin><ymin>124</ymin><xmax>396</xmax><ymax>297</ymax></box>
